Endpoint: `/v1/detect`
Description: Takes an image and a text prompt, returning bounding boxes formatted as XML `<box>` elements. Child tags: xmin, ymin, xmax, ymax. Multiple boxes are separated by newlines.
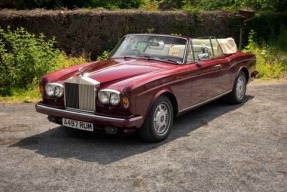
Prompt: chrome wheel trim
<box><xmin>236</xmin><ymin>75</ymin><xmax>245</xmax><ymax>100</ymax></box>
<box><xmin>153</xmin><ymin>102</ymin><xmax>172</xmax><ymax>136</ymax></box>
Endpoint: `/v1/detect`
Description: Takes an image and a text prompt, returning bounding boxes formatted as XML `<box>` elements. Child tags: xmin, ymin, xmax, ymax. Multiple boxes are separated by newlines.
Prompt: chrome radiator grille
<box><xmin>64</xmin><ymin>83</ymin><xmax>96</xmax><ymax>112</ymax></box>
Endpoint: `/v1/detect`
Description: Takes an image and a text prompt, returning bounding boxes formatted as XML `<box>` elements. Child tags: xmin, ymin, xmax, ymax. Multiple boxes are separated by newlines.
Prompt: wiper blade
<box><xmin>140</xmin><ymin>55</ymin><xmax>180</xmax><ymax>64</ymax></box>
<box><xmin>121</xmin><ymin>55</ymin><xmax>182</xmax><ymax>64</ymax></box>
<box><xmin>166</xmin><ymin>59</ymin><xmax>180</xmax><ymax>64</ymax></box>
<box><xmin>124</xmin><ymin>56</ymin><xmax>137</xmax><ymax>59</ymax></box>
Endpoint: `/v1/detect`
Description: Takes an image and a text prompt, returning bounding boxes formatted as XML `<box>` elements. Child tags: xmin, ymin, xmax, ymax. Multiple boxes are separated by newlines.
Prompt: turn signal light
<box><xmin>39</xmin><ymin>85</ymin><xmax>44</xmax><ymax>97</ymax></box>
<box><xmin>122</xmin><ymin>96</ymin><xmax>129</xmax><ymax>109</ymax></box>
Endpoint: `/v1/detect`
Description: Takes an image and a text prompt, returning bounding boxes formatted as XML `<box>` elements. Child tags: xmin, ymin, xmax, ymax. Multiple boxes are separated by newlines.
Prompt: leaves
<box><xmin>0</xmin><ymin>27</ymin><xmax>90</xmax><ymax>96</ymax></box>
<box><xmin>244</xmin><ymin>30</ymin><xmax>287</xmax><ymax>79</ymax></box>
<box><xmin>0</xmin><ymin>27</ymin><xmax>60</xmax><ymax>92</ymax></box>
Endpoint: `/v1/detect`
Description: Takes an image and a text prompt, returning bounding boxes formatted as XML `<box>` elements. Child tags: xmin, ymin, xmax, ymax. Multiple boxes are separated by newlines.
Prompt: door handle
<box><xmin>213</xmin><ymin>64</ymin><xmax>222</xmax><ymax>69</ymax></box>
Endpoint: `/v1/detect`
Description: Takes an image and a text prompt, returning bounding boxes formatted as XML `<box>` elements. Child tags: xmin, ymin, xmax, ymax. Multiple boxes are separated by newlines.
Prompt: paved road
<box><xmin>0</xmin><ymin>80</ymin><xmax>286</xmax><ymax>192</ymax></box>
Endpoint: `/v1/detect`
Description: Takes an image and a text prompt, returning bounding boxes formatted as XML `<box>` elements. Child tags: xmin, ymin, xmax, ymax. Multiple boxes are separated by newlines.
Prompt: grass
<box><xmin>0</xmin><ymin>86</ymin><xmax>41</xmax><ymax>103</ymax></box>
<box><xmin>0</xmin><ymin>52</ymin><xmax>90</xmax><ymax>103</ymax></box>
<box><xmin>0</xmin><ymin>51</ymin><xmax>92</xmax><ymax>103</ymax></box>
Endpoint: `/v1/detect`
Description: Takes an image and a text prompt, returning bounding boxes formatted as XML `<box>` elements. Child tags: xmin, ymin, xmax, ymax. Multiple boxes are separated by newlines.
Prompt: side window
<box><xmin>211</xmin><ymin>39</ymin><xmax>223</xmax><ymax>57</ymax></box>
<box><xmin>187</xmin><ymin>42</ymin><xmax>194</xmax><ymax>63</ymax></box>
<box><xmin>192</xmin><ymin>39</ymin><xmax>213</xmax><ymax>60</ymax></box>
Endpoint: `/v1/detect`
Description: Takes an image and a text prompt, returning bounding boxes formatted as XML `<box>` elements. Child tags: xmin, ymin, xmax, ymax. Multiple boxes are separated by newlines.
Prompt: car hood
<box><xmin>84</xmin><ymin>59</ymin><xmax>168</xmax><ymax>85</ymax></box>
<box><xmin>44</xmin><ymin>59</ymin><xmax>175</xmax><ymax>88</ymax></box>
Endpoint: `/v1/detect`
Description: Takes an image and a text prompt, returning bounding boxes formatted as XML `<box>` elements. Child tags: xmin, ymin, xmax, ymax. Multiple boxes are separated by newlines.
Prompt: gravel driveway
<box><xmin>0</xmin><ymin>79</ymin><xmax>286</xmax><ymax>192</ymax></box>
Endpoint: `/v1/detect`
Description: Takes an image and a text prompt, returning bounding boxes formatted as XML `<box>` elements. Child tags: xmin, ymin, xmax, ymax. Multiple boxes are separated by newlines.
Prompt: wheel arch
<box><xmin>139</xmin><ymin>90</ymin><xmax>178</xmax><ymax>142</ymax></box>
<box><xmin>162</xmin><ymin>92</ymin><xmax>178</xmax><ymax>118</ymax></box>
<box><xmin>147</xmin><ymin>90</ymin><xmax>179</xmax><ymax>120</ymax></box>
<box><xmin>239</xmin><ymin>67</ymin><xmax>249</xmax><ymax>83</ymax></box>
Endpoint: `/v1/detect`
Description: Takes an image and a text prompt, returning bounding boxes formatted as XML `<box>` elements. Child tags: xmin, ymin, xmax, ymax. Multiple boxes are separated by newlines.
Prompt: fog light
<box><xmin>105</xmin><ymin>127</ymin><xmax>118</xmax><ymax>135</ymax></box>
<box><xmin>123</xmin><ymin>129</ymin><xmax>135</xmax><ymax>134</ymax></box>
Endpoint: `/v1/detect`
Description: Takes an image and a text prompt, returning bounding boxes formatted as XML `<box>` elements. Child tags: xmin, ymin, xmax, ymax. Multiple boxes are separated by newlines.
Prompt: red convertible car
<box><xmin>35</xmin><ymin>34</ymin><xmax>257</xmax><ymax>142</ymax></box>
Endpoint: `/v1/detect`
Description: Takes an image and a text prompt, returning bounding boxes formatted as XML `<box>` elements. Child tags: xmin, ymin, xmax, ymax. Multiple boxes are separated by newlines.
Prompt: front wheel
<box><xmin>139</xmin><ymin>96</ymin><xmax>174</xmax><ymax>142</ymax></box>
<box><xmin>226</xmin><ymin>71</ymin><xmax>247</xmax><ymax>104</ymax></box>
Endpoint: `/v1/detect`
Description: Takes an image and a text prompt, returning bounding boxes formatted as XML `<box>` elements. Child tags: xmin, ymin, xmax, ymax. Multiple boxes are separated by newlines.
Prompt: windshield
<box><xmin>110</xmin><ymin>35</ymin><xmax>188</xmax><ymax>64</ymax></box>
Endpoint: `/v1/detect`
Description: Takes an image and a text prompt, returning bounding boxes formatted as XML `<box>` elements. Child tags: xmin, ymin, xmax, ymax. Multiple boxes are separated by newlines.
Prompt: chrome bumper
<box><xmin>35</xmin><ymin>103</ymin><xmax>143</xmax><ymax>128</ymax></box>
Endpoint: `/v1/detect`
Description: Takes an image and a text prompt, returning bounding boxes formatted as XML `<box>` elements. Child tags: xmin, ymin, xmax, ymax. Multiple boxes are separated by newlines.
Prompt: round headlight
<box><xmin>45</xmin><ymin>84</ymin><xmax>55</xmax><ymax>96</ymax></box>
<box><xmin>98</xmin><ymin>92</ymin><xmax>110</xmax><ymax>104</ymax></box>
<box><xmin>110</xmin><ymin>93</ymin><xmax>120</xmax><ymax>106</ymax></box>
<box><xmin>54</xmin><ymin>86</ymin><xmax>64</xmax><ymax>97</ymax></box>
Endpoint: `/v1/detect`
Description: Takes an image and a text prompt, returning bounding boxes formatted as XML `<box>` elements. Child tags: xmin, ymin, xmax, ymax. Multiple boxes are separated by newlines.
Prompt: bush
<box><xmin>97</xmin><ymin>50</ymin><xmax>112</xmax><ymax>61</ymax></box>
<box><xmin>244</xmin><ymin>30</ymin><xmax>287</xmax><ymax>79</ymax></box>
<box><xmin>195</xmin><ymin>0</ymin><xmax>287</xmax><ymax>11</ymax></box>
<box><xmin>0</xmin><ymin>27</ymin><xmax>62</xmax><ymax>95</ymax></box>
<box><xmin>0</xmin><ymin>27</ymin><xmax>90</xmax><ymax>96</ymax></box>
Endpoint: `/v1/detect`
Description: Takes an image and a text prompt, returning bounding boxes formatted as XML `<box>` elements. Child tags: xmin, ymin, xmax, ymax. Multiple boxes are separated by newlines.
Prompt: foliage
<box><xmin>57</xmin><ymin>51</ymin><xmax>90</xmax><ymax>68</ymax></box>
<box><xmin>141</xmin><ymin>0</ymin><xmax>160</xmax><ymax>10</ymax></box>
<box><xmin>244</xmin><ymin>30</ymin><xmax>287</xmax><ymax>79</ymax></box>
<box><xmin>195</xmin><ymin>0</ymin><xmax>237</xmax><ymax>11</ymax></box>
<box><xmin>0</xmin><ymin>85</ymin><xmax>41</xmax><ymax>103</ymax></box>
<box><xmin>0</xmin><ymin>27</ymin><xmax>89</xmax><ymax>97</ymax></box>
<box><xmin>140</xmin><ymin>0</ymin><xmax>287</xmax><ymax>11</ymax></box>
<box><xmin>243</xmin><ymin>12</ymin><xmax>287</xmax><ymax>51</ymax></box>
<box><xmin>0</xmin><ymin>27</ymin><xmax>61</xmax><ymax>95</ymax></box>
<box><xmin>97</xmin><ymin>50</ymin><xmax>112</xmax><ymax>61</ymax></box>
<box><xmin>157</xmin><ymin>0</ymin><xmax>187</xmax><ymax>10</ymax></box>
<box><xmin>193</xmin><ymin>0</ymin><xmax>287</xmax><ymax>11</ymax></box>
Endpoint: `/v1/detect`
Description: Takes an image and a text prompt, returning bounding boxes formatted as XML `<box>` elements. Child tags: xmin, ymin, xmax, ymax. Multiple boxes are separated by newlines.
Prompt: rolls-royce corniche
<box><xmin>35</xmin><ymin>34</ymin><xmax>257</xmax><ymax>142</ymax></box>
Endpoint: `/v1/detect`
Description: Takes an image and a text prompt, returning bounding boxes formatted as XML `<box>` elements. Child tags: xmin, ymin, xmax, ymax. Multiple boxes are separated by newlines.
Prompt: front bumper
<box><xmin>35</xmin><ymin>102</ymin><xmax>143</xmax><ymax>128</ymax></box>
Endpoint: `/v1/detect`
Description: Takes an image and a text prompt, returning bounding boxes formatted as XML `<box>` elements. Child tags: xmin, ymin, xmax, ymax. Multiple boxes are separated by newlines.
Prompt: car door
<box><xmin>188</xmin><ymin>38</ymin><xmax>231</xmax><ymax>106</ymax></box>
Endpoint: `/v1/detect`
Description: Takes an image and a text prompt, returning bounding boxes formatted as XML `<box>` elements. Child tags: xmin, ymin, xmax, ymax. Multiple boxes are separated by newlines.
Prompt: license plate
<box><xmin>62</xmin><ymin>118</ymin><xmax>94</xmax><ymax>132</ymax></box>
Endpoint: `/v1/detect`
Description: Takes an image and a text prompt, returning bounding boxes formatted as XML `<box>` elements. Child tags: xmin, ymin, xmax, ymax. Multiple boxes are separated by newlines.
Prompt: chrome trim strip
<box><xmin>78</xmin><ymin>84</ymin><xmax>96</xmax><ymax>111</ymax></box>
<box><xmin>179</xmin><ymin>90</ymin><xmax>232</xmax><ymax>113</ymax></box>
<box><xmin>45</xmin><ymin>83</ymin><xmax>64</xmax><ymax>97</ymax></box>
<box><xmin>98</xmin><ymin>89</ymin><xmax>120</xmax><ymax>95</ymax></box>
<box><xmin>46</xmin><ymin>82</ymin><xmax>64</xmax><ymax>88</ymax></box>
<box><xmin>36</xmin><ymin>104</ymin><xmax>126</xmax><ymax>122</ymax></box>
<box><xmin>64</xmin><ymin>76</ymin><xmax>100</xmax><ymax>86</ymax></box>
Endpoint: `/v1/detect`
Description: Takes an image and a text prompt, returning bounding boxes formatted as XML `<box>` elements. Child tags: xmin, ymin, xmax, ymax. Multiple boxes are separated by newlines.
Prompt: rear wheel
<box><xmin>226</xmin><ymin>71</ymin><xmax>247</xmax><ymax>104</ymax></box>
<box><xmin>139</xmin><ymin>96</ymin><xmax>173</xmax><ymax>142</ymax></box>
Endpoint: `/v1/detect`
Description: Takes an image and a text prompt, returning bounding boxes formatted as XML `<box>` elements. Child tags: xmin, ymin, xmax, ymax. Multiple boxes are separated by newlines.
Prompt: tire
<box><xmin>226</xmin><ymin>71</ymin><xmax>247</xmax><ymax>104</ymax></box>
<box><xmin>139</xmin><ymin>96</ymin><xmax>174</xmax><ymax>142</ymax></box>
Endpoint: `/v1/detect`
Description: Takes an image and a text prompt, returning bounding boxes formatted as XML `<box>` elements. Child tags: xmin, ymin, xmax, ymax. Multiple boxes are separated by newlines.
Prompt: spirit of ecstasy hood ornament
<box><xmin>78</xmin><ymin>67</ymin><xmax>84</xmax><ymax>77</ymax></box>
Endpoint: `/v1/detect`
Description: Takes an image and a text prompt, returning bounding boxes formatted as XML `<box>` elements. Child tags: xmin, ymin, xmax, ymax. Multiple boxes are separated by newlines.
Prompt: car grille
<box><xmin>64</xmin><ymin>82</ymin><xmax>96</xmax><ymax>112</ymax></box>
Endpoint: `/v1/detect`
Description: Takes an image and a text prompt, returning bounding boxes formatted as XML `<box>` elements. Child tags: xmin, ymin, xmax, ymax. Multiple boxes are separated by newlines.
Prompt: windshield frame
<box><xmin>109</xmin><ymin>34</ymin><xmax>189</xmax><ymax>65</ymax></box>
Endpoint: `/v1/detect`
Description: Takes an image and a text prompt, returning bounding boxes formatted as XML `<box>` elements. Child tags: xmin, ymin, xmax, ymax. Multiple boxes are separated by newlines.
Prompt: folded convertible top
<box><xmin>217</xmin><ymin>38</ymin><xmax>237</xmax><ymax>54</ymax></box>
